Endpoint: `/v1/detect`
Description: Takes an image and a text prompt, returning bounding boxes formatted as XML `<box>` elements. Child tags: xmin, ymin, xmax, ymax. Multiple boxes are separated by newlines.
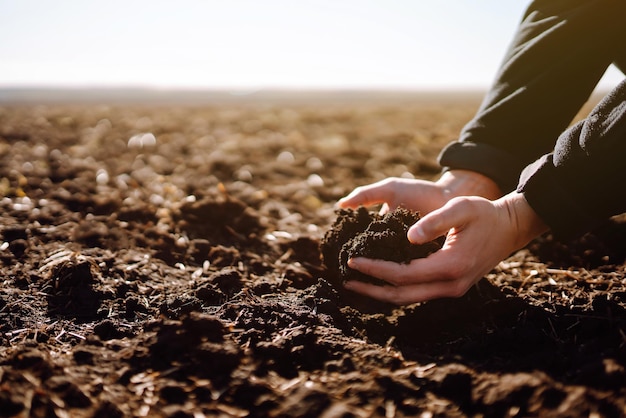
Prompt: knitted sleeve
<box><xmin>438</xmin><ymin>0</ymin><xmax>626</xmax><ymax>193</ymax></box>
<box><xmin>517</xmin><ymin>81</ymin><xmax>626</xmax><ymax>240</ymax></box>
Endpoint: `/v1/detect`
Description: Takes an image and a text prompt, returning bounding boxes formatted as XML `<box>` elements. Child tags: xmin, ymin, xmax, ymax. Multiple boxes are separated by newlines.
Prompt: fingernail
<box><xmin>408</xmin><ymin>224</ymin><xmax>425</xmax><ymax>243</ymax></box>
<box><xmin>343</xmin><ymin>280</ymin><xmax>354</xmax><ymax>289</ymax></box>
<box><xmin>347</xmin><ymin>258</ymin><xmax>358</xmax><ymax>268</ymax></box>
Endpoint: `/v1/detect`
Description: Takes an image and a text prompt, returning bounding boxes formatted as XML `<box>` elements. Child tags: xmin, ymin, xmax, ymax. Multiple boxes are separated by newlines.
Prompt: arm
<box><xmin>518</xmin><ymin>80</ymin><xmax>626</xmax><ymax>240</ymax></box>
<box><xmin>439</xmin><ymin>0</ymin><xmax>626</xmax><ymax>193</ymax></box>
<box><xmin>345</xmin><ymin>81</ymin><xmax>626</xmax><ymax>305</ymax></box>
<box><xmin>338</xmin><ymin>1</ymin><xmax>626</xmax><ymax>305</ymax></box>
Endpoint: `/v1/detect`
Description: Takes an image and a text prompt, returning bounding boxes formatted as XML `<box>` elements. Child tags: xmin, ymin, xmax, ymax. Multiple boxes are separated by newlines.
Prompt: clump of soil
<box><xmin>322</xmin><ymin>206</ymin><xmax>443</xmax><ymax>285</ymax></box>
<box><xmin>173</xmin><ymin>194</ymin><xmax>265</xmax><ymax>243</ymax></box>
<box><xmin>44</xmin><ymin>252</ymin><xmax>107</xmax><ymax>318</ymax></box>
<box><xmin>141</xmin><ymin>312</ymin><xmax>242</xmax><ymax>381</ymax></box>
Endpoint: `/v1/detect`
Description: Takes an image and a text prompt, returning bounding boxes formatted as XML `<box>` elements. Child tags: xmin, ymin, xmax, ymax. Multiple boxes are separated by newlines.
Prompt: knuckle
<box><xmin>388</xmin><ymin>269</ymin><xmax>407</xmax><ymax>285</ymax></box>
<box><xmin>448</xmin><ymin>280</ymin><xmax>471</xmax><ymax>298</ymax></box>
<box><xmin>398</xmin><ymin>269</ymin><xmax>418</xmax><ymax>285</ymax></box>
<box><xmin>381</xmin><ymin>177</ymin><xmax>402</xmax><ymax>191</ymax></box>
<box><xmin>449</xmin><ymin>195</ymin><xmax>472</xmax><ymax>208</ymax></box>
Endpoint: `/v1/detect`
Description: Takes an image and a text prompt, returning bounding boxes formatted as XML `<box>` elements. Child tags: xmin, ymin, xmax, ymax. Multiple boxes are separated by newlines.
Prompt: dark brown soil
<box><xmin>321</xmin><ymin>206</ymin><xmax>443</xmax><ymax>312</ymax></box>
<box><xmin>1</xmin><ymin>94</ymin><xmax>625</xmax><ymax>417</ymax></box>
<box><xmin>322</xmin><ymin>206</ymin><xmax>442</xmax><ymax>281</ymax></box>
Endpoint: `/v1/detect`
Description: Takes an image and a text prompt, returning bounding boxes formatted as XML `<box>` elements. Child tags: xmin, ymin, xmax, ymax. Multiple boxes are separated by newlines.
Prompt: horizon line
<box><xmin>0</xmin><ymin>85</ymin><xmax>493</xmax><ymax>105</ymax></box>
<box><xmin>1</xmin><ymin>85</ymin><xmax>614</xmax><ymax>105</ymax></box>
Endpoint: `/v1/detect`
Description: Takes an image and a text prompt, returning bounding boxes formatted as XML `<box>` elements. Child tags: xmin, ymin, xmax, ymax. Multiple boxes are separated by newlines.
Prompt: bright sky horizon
<box><xmin>1</xmin><ymin>0</ymin><xmax>623</xmax><ymax>91</ymax></box>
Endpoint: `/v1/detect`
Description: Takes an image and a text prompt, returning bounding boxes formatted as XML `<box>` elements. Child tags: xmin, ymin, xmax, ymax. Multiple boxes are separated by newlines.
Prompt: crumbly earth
<box><xmin>322</xmin><ymin>206</ymin><xmax>443</xmax><ymax>280</ymax></box>
<box><xmin>321</xmin><ymin>206</ymin><xmax>444</xmax><ymax>312</ymax></box>
<box><xmin>1</xmin><ymin>92</ymin><xmax>625</xmax><ymax>417</ymax></box>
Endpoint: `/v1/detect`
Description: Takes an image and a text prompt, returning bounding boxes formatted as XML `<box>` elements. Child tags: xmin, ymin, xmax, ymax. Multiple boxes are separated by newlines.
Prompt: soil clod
<box><xmin>322</xmin><ymin>206</ymin><xmax>443</xmax><ymax>285</ymax></box>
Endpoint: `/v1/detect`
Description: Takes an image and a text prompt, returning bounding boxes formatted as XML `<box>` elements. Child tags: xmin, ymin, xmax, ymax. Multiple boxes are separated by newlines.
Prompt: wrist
<box><xmin>503</xmin><ymin>192</ymin><xmax>549</xmax><ymax>247</ymax></box>
<box><xmin>437</xmin><ymin>169</ymin><xmax>503</xmax><ymax>200</ymax></box>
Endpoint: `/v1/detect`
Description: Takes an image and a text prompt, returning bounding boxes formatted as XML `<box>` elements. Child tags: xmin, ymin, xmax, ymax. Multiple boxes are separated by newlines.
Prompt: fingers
<box><xmin>343</xmin><ymin>278</ymin><xmax>472</xmax><ymax>305</ymax></box>
<box><xmin>340</xmin><ymin>196</ymin><xmax>510</xmax><ymax>305</ymax></box>
<box><xmin>408</xmin><ymin>197</ymin><xmax>479</xmax><ymax>244</ymax></box>
<box><xmin>337</xmin><ymin>179</ymin><xmax>396</xmax><ymax>208</ymax></box>
<box><xmin>348</xmin><ymin>253</ymin><xmax>457</xmax><ymax>286</ymax></box>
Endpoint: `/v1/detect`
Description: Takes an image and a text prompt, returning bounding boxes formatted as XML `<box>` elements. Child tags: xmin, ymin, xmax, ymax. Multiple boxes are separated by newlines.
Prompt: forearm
<box><xmin>518</xmin><ymin>80</ymin><xmax>626</xmax><ymax>240</ymax></box>
<box><xmin>440</xmin><ymin>0</ymin><xmax>626</xmax><ymax>193</ymax></box>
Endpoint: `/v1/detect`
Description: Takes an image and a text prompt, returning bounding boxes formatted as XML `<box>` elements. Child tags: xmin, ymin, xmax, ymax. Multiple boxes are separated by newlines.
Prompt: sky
<box><xmin>1</xmin><ymin>0</ymin><xmax>623</xmax><ymax>91</ymax></box>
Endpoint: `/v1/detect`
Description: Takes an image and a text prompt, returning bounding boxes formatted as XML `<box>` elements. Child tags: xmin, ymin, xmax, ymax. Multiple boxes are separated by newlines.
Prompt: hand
<box><xmin>344</xmin><ymin>192</ymin><xmax>548</xmax><ymax>304</ymax></box>
<box><xmin>337</xmin><ymin>170</ymin><xmax>502</xmax><ymax>216</ymax></box>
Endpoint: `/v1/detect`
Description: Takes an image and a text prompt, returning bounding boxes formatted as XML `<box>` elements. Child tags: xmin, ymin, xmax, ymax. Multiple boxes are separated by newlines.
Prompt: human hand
<box><xmin>337</xmin><ymin>169</ymin><xmax>502</xmax><ymax>216</ymax></box>
<box><xmin>343</xmin><ymin>192</ymin><xmax>548</xmax><ymax>304</ymax></box>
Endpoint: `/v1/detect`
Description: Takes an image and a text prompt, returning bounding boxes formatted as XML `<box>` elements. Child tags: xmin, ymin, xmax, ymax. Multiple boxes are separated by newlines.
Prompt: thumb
<box><xmin>407</xmin><ymin>217</ymin><xmax>447</xmax><ymax>244</ymax></box>
<box><xmin>407</xmin><ymin>197</ymin><xmax>474</xmax><ymax>244</ymax></box>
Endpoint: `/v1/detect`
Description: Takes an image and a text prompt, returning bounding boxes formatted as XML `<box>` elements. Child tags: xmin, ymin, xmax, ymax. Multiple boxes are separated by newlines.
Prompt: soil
<box><xmin>321</xmin><ymin>207</ymin><xmax>443</xmax><ymax>312</ymax></box>
<box><xmin>1</xmin><ymin>93</ymin><xmax>625</xmax><ymax>417</ymax></box>
<box><xmin>322</xmin><ymin>207</ymin><xmax>443</xmax><ymax>278</ymax></box>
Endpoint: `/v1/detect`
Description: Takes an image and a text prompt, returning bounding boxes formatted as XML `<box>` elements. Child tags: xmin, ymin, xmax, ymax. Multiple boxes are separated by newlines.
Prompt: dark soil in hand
<box><xmin>1</xmin><ymin>92</ymin><xmax>625</xmax><ymax>417</ymax></box>
<box><xmin>322</xmin><ymin>206</ymin><xmax>442</xmax><ymax>281</ymax></box>
<box><xmin>321</xmin><ymin>206</ymin><xmax>443</xmax><ymax>311</ymax></box>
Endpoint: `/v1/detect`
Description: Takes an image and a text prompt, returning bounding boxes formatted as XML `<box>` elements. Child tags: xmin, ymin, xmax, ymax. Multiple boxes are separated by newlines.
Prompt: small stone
<box><xmin>307</xmin><ymin>174</ymin><xmax>324</xmax><ymax>188</ymax></box>
<box><xmin>277</xmin><ymin>151</ymin><xmax>295</xmax><ymax>164</ymax></box>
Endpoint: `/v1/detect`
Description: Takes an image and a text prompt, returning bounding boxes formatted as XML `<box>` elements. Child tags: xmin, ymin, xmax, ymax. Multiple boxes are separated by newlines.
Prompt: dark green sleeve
<box><xmin>438</xmin><ymin>0</ymin><xmax>626</xmax><ymax>193</ymax></box>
